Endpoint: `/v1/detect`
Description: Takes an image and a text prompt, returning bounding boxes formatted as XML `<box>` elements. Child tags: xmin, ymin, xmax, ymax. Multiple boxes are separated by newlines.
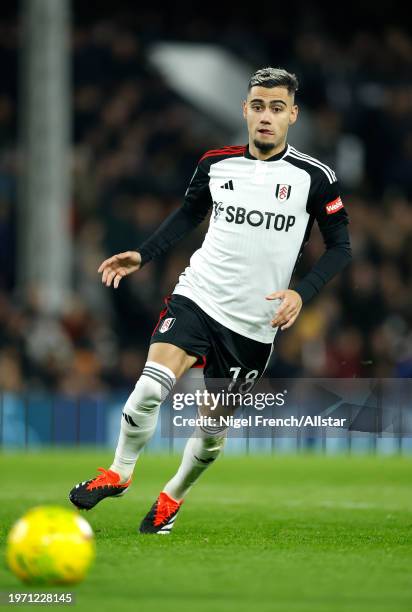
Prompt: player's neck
<box><xmin>248</xmin><ymin>140</ymin><xmax>287</xmax><ymax>161</ymax></box>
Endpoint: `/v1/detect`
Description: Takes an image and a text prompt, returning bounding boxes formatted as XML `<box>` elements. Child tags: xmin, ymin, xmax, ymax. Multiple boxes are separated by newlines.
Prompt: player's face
<box><xmin>243</xmin><ymin>86</ymin><xmax>298</xmax><ymax>153</ymax></box>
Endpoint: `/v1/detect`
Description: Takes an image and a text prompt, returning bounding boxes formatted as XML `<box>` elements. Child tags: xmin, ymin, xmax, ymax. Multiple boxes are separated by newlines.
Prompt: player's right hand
<box><xmin>98</xmin><ymin>251</ymin><xmax>142</xmax><ymax>288</ymax></box>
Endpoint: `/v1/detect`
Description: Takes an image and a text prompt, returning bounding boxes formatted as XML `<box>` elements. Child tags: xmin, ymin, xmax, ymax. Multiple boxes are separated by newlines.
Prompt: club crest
<box><xmin>275</xmin><ymin>184</ymin><xmax>291</xmax><ymax>201</ymax></box>
<box><xmin>212</xmin><ymin>201</ymin><xmax>224</xmax><ymax>221</ymax></box>
<box><xmin>159</xmin><ymin>317</ymin><xmax>176</xmax><ymax>333</ymax></box>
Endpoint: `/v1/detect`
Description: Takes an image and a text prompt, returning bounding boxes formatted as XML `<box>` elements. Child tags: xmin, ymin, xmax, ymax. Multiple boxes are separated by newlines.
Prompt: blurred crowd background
<box><xmin>0</xmin><ymin>2</ymin><xmax>411</xmax><ymax>395</ymax></box>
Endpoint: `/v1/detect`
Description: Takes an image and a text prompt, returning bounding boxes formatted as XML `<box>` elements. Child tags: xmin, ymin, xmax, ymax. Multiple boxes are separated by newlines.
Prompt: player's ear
<box><xmin>289</xmin><ymin>104</ymin><xmax>298</xmax><ymax>126</ymax></box>
<box><xmin>242</xmin><ymin>100</ymin><xmax>247</xmax><ymax>119</ymax></box>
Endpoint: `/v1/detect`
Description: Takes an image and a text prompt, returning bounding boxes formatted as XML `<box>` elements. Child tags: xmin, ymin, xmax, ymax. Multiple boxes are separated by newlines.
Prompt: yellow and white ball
<box><xmin>6</xmin><ymin>506</ymin><xmax>95</xmax><ymax>585</ymax></box>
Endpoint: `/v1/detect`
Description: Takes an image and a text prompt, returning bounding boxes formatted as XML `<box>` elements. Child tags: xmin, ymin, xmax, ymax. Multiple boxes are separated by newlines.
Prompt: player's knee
<box><xmin>205</xmin><ymin>434</ymin><xmax>226</xmax><ymax>453</ymax></box>
<box><xmin>133</xmin><ymin>376</ymin><xmax>163</xmax><ymax>412</ymax></box>
<box><xmin>199</xmin><ymin>425</ymin><xmax>227</xmax><ymax>453</ymax></box>
<box><xmin>128</xmin><ymin>361</ymin><xmax>176</xmax><ymax>414</ymax></box>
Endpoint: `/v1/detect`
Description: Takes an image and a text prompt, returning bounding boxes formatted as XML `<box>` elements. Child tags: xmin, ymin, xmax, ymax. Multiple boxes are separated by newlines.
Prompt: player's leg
<box><xmin>139</xmin><ymin>411</ymin><xmax>229</xmax><ymax>534</ymax></box>
<box><xmin>139</xmin><ymin>314</ymin><xmax>273</xmax><ymax>534</ymax></box>
<box><xmin>109</xmin><ymin>342</ymin><xmax>196</xmax><ymax>480</ymax></box>
<box><xmin>69</xmin><ymin>343</ymin><xmax>197</xmax><ymax>510</ymax></box>
<box><xmin>162</xmin><ymin>393</ymin><xmax>232</xmax><ymax>503</ymax></box>
<box><xmin>69</xmin><ymin>294</ymin><xmax>209</xmax><ymax>511</ymax></box>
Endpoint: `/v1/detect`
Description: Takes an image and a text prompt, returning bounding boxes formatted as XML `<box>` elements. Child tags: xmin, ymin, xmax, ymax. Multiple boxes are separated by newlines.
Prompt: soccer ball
<box><xmin>6</xmin><ymin>506</ymin><xmax>95</xmax><ymax>585</ymax></box>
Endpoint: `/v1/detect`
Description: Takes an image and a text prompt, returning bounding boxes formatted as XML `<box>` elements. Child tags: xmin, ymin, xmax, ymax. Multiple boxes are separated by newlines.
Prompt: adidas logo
<box><xmin>122</xmin><ymin>412</ymin><xmax>139</xmax><ymax>427</ymax></box>
<box><xmin>220</xmin><ymin>180</ymin><xmax>234</xmax><ymax>190</ymax></box>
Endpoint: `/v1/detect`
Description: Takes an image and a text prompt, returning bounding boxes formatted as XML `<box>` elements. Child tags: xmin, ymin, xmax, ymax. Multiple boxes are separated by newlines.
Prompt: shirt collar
<box><xmin>244</xmin><ymin>143</ymin><xmax>289</xmax><ymax>162</ymax></box>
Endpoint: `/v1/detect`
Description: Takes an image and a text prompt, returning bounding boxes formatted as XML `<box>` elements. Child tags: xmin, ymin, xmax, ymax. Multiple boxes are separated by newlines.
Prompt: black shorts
<box><xmin>150</xmin><ymin>294</ymin><xmax>273</xmax><ymax>390</ymax></box>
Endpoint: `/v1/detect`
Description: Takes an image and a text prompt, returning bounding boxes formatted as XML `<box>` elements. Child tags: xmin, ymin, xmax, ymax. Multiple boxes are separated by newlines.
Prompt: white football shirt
<box><xmin>172</xmin><ymin>143</ymin><xmax>347</xmax><ymax>343</ymax></box>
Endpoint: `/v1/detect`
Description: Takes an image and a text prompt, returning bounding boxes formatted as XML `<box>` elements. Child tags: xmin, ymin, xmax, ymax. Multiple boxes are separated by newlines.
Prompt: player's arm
<box><xmin>267</xmin><ymin>176</ymin><xmax>351</xmax><ymax>330</ymax></box>
<box><xmin>98</xmin><ymin>161</ymin><xmax>212</xmax><ymax>288</ymax></box>
<box><xmin>294</xmin><ymin>178</ymin><xmax>351</xmax><ymax>304</ymax></box>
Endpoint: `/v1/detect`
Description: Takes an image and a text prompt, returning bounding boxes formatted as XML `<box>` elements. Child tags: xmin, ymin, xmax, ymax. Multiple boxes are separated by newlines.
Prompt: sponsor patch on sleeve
<box><xmin>325</xmin><ymin>196</ymin><xmax>344</xmax><ymax>215</ymax></box>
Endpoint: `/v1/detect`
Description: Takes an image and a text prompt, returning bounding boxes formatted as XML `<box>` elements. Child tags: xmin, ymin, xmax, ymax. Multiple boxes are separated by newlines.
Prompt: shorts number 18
<box><xmin>228</xmin><ymin>367</ymin><xmax>259</xmax><ymax>393</ymax></box>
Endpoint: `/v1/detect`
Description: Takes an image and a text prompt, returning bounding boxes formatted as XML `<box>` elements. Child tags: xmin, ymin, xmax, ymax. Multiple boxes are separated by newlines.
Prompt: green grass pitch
<box><xmin>0</xmin><ymin>450</ymin><xmax>411</xmax><ymax>611</ymax></box>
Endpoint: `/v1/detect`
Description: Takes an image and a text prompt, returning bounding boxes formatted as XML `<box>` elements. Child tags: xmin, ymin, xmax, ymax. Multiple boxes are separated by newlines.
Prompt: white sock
<box><xmin>110</xmin><ymin>361</ymin><xmax>176</xmax><ymax>482</ymax></box>
<box><xmin>163</xmin><ymin>425</ymin><xmax>227</xmax><ymax>501</ymax></box>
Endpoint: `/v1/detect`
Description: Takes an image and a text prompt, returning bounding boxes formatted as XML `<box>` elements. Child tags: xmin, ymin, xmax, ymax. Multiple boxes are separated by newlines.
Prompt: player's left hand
<box><xmin>266</xmin><ymin>289</ymin><xmax>303</xmax><ymax>330</ymax></box>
